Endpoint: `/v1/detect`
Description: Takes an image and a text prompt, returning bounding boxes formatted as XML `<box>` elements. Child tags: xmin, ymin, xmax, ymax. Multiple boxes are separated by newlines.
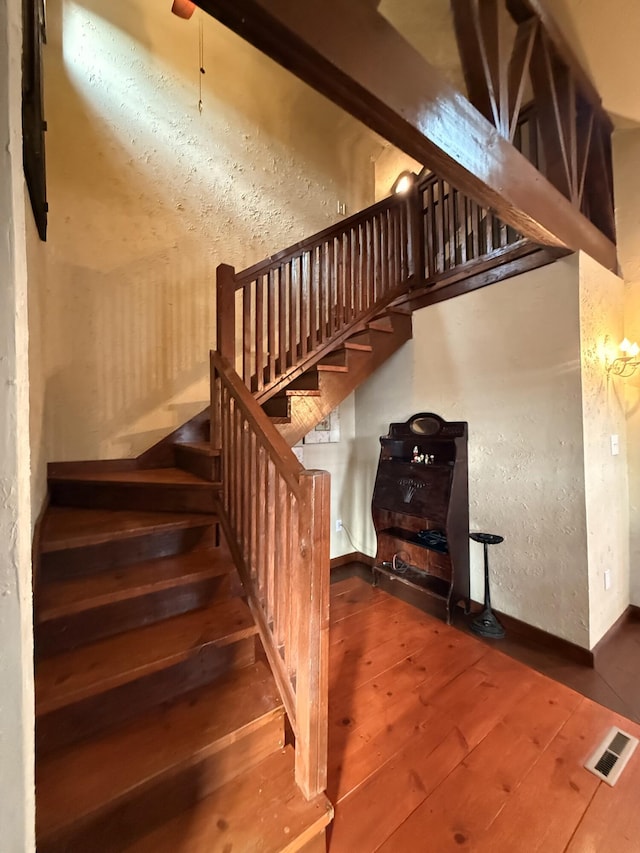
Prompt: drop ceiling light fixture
<box><xmin>607</xmin><ymin>338</ymin><xmax>640</xmax><ymax>378</ymax></box>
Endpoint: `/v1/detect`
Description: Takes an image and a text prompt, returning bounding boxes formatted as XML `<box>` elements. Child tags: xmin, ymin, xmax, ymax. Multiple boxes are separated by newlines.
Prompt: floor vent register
<box><xmin>584</xmin><ymin>727</ymin><xmax>639</xmax><ymax>786</ymax></box>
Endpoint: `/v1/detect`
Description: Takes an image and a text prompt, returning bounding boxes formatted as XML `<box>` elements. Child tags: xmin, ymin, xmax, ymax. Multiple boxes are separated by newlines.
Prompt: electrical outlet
<box><xmin>604</xmin><ymin>569</ymin><xmax>612</xmax><ymax>591</ymax></box>
<box><xmin>336</xmin><ymin>519</ymin><xmax>343</xmax><ymax>532</ymax></box>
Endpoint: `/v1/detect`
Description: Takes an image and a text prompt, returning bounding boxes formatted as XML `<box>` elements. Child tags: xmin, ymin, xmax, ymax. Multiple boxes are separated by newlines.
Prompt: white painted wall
<box><xmin>0</xmin><ymin>1</ymin><xmax>36</xmax><ymax>849</ymax></box>
<box><xmin>579</xmin><ymin>254</ymin><xmax>628</xmax><ymax>645</ymax></box>
<box><xmin>350</xmin><ymin>256</ymin><xmax>630</xmax><ymax>649</ymax></box>
<box><xmin>32</xmin><ymin>0</ymin><xmax>382</xmax><ymax>470</ymax></box>
<box><xmin>300</xmin><ymin>394</ymin><xmax>357</xmax><ymax>560</ymax></box>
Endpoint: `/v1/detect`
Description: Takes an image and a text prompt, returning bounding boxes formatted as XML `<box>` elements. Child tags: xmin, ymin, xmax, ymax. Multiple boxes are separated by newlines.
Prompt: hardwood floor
<box><xmin>452</xmin><ymin>606</ymin><xmax>640</xmax><ymax>725</ymax></box>
<box><xmin>327</xmin><ymin>576</ymin><xmax>640</xmax><ymax>852</ymax></box>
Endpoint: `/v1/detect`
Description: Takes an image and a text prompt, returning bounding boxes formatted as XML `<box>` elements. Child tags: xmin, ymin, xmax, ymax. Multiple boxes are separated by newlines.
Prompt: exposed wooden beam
<box><xmin>195</xmin><ymin>0</ymin><xmax>616</xmax><ymax>272</ymax></box>
<box><xmin>451</xmin><ymin>0</ymin><xmax>496</xmax><ymax>126</ymax></box>
<box><xmin>506</xmin><ymin>0</ymin><xmax>613</xmax><ymax>132</ymax></box>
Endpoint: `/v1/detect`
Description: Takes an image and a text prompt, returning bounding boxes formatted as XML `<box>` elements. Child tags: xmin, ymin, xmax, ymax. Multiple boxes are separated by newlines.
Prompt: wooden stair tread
<box><xmin>36</xmin><ymin>596</ymin><xmax>257</xmax><ymax>715</ymax></box>
<box><xmin>122</xmin><ymin>746</ymin><xmax>333</xmax><ymax>853</ymax></box>
<box><xmin>317</xmin><ymin>362</ymin><xmax>349</xmax><ymax>373</ymax></box>
<box><xmin>41</xmin><ymin>507</ymin><xmax>216</xmax><ymax>553</ymax></box>
<box><xmin>174</xmin><ymin>442</ymin><xmax>220</xmax><ymax>457</ymax></box>
<box><xmin>343</xmin><ymin>340</ymin><xmax>373</xmax><ymax>352</ymax></box>
<box><xmin>37</xmin><ymin>661</ymin><xmax>283</xmax><ymax>842</ymax></box>
<box><xmin>283</xmin><ymin>388</ymin><xmax>322</xmax><ymax>397</ymax></box>
<box><xmin>37</xmin><ymin>547</ymin><xmax>235</xmax><ymax>622</ymax></box>
<box><xmin>49</xmin><ymin>466</ymin><xmax>213</xmax><ymax>487</ymax></box>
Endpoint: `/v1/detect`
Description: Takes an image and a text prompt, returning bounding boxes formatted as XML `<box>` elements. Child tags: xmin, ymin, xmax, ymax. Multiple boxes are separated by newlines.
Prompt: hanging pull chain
<box><xmin>198</xmin><ymin>16</ymin><xmax>205</xmax><ymax>114</ymax></box>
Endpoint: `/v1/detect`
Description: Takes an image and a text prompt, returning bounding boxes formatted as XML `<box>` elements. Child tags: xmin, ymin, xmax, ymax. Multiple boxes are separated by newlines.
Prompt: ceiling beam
<box><xmin>195</xmin><ymin>0</ymin><xmax>617</xmax><ymax>272</ymax></box>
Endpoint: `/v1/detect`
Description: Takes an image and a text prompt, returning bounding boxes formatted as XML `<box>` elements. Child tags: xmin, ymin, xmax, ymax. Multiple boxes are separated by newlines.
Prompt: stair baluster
<box><xmin>210</xmin><ymin>351</ymin><xmax>330</xmax><ymax>799</ymax></box>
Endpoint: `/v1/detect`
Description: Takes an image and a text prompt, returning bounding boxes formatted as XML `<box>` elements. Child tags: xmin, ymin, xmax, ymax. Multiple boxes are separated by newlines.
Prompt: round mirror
<box><xmin>409</xmin><ymin>415</ymin><xmax>441</xmax><ymax>435</ymax></box>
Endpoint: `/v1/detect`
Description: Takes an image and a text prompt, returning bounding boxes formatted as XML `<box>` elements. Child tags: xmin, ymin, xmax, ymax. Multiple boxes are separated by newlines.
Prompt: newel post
<box><xmin>295</xmin><ymin>468</ymin><xmax>331</xmax><ymax>800</ymax></box>
<box><xmin>216</xmin><ymin>263</ymin><xmax>237</xmax><ymax>365</ymax></box>
<box><xmin>407</xmin><ymin>179</ymin><xmax>425</xmax><ymax>283</ymax></box>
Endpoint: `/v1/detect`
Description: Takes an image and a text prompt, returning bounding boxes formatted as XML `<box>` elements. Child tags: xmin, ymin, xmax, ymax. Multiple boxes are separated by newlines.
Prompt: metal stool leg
<box><xmin>470</xmin><ymin>537</ymin><xmax>505</xmax><ymax>639</ymax></box>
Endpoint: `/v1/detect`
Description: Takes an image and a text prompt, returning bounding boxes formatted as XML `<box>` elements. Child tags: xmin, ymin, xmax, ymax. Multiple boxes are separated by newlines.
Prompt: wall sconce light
<box><xmin>607</xmin><ymin>338</ymin><xmax>640</xmax><ymax>377</ymax></box>
<box><xmin>392</xmin><ymin>171</ymin><xmax>415</xmax><ymax>195</ymax></box>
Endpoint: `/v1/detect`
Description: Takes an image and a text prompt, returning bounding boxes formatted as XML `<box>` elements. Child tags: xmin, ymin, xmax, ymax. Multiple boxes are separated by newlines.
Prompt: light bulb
<box><xmin>620</xmin><ymin>338</ymin><xmax>631</xmax><ymax>353</ymax></box>
<box><xmin>629</xmin><ymin>342</ymin><xmax>640</xmax><ymax>358</ymax></box>
<box><xmin>394</xmin><ymin>174</ymin><xmax>413</xmax><ymax>194</ymax></box>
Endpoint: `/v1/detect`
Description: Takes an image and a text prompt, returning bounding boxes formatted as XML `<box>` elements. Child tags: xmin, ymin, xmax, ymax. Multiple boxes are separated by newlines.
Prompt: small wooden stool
<box><xmin>469</xmin><ymin>532</ymin><xmax>505</xmax><ymax>639</ymax></box>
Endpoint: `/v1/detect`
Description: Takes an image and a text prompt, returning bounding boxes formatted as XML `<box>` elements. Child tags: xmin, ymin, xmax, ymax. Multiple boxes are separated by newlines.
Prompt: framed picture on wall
<box><xmin>23</xmin><ymin>0</ymin><xmax>48</xmax><ymax>240</ymax></box>
<box><xmin>303</xmin><ymin>408</ymin><xmax>340</xmax><ymax>444</ymax></box>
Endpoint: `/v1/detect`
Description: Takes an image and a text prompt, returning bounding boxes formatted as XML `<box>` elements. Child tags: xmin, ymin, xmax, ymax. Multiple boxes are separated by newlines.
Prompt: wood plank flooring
<box><xmin>328</xmin><ymin>577</ymin><xmax>640</xmax><ymax>852</ymax></box>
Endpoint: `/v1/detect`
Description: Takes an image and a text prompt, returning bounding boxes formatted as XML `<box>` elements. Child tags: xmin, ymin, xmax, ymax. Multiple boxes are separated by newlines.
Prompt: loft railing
<box><xmin>216</xmin><ymin>179</ymin><xmax>532</xmax><ymax>388</ymax></box>
<box><xmin>210</xmin><ymin>350</ymin><xmax>330</xmax><ymax>800</ymax></box>
<box><xmin>216</xmin><ymin>190</ymin><xmax>419</xmax><ymax>400</ymax></box>
<box><xmin>418</xmin><ymin>172</ymin><xmax>523</xmax><ymax>282</ymax></box>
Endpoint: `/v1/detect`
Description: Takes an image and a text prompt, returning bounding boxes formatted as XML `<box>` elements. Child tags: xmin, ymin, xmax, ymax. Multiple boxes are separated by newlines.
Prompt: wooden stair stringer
<box><xmin>274</xmin><ymin>310</ymin><xmax>413</xmax><ymax>446</ymax></box>
<box><xmin>253</xmin><ymin>281</ymin><xmax>411</xmax><ymax>406</ymax></box>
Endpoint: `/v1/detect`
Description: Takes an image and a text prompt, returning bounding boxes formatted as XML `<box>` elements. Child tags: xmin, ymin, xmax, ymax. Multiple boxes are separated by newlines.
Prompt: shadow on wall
<box><xmin>75</xmin><ymin>0</ymin><xmax>379</xmax><ymax>197</ymax></box>
<box><xmin>40</xmin><ymin>0</ymin><xmax>380</xmax><ymax>461</ymax></box>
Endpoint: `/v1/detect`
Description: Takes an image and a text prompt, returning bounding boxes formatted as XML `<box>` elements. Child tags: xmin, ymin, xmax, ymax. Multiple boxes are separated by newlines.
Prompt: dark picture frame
<box><xmin>22</xmin><ymin>0</ymin><xmax>47</xmax><ymax>240</ymax></box>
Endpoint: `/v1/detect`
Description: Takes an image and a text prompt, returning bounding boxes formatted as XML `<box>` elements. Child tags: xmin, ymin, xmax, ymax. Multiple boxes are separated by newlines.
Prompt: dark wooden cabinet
<box><xmin>371</xmin><ymin>412</ymin><xmax>470</xmax><ymax>623</ymax></box>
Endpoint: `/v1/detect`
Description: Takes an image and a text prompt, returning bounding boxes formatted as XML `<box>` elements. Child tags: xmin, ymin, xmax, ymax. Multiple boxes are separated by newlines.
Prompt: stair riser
<box><xmin>41</xmin><ymin>525</ymin><xmax>217</xmax><ymax>581</ymax></box>
<box><xmin>173</xmin><ymin>445</ymin><xmax>221</xmax><ymax>482</ymax></box>
<box><xmin>262</xmin><ymin>396</ymin><xmax>289</xmax><ymax>418</ymax></box>
<box><xmin>283</xmin><ymin>372</ymin><xmax>320</xmax><ymax>392</ymax></box>
<box><xmin>278</xmin><ymin>311</ymin><xmax>412</xmax><ymax>445</ymax></box>
<box><xmin>137</xmin><ymin>414</ymin><xmax>211</xmax><ymax>469</ymax></box>
<box><xmin>298</xmin><ymin>830</ymin><xmax>329</xmax><ymax>853</ymax></box>
<box><xmin>50</xmin><ymin>481</ymin><xmax>219</xmax><ymax>514</ymax></box>
<box><xmin>36</xmin><ymin>576</ymin><xmax>234</xmax><ymax>658</ymax></box>
<box><xmin>37</xmin><ymin>637</ymin><xmax>257</xmax><ymax>756</ymax></box>
<box><xmin>38</xmin><ymin>712</ymin><xmax>285</xmax><ymax>853</ymax></box>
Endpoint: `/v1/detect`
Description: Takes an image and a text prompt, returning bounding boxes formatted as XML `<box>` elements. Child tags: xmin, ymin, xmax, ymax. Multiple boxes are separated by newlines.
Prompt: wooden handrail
<box><xmin>217</xmin><ymin>191</ymin><xmax>415</xmax><ymax>397</ymax></box>
<box><xmin>210</xmin><ymin>350</ymin><xmax>330</xmax><ymax>800</ymax></box>
<box><xmin>216</xmin><ymin>174</ymin><xmax>535</xmax><ymax>401</ymax></box>
<box><xmin>235</xmin><ymin>194</ymin><xmax>410</xmax><ymax>284</ymax></box>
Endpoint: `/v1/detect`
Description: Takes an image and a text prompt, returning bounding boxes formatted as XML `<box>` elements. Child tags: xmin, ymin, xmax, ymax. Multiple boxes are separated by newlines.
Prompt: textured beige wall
<box><xmin>352</xmin><ymin>257</ymin><xmax>599</xmax><ymax>647</ymax></box>
<box><xmin>1</xmin><ymin>0</ymin><xmax>36</xmax><ymax>848</ymax></box>
<box><xmin>35</xmin><ymin>0</ymin><xmax>381</xmax><ymax>464</ymax></box>
<box><xmin>579</xmin><ymin>254</ymin><xmax>629</xmax><ymax>645</ymax></box>
<box><xmin>613</xmin><ymin>129</ymin><xmax>640</xmax><ymax>605</ymax></box>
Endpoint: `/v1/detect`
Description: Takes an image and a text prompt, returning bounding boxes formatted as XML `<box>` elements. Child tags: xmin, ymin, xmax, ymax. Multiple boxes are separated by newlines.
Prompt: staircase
<box><xmin>33</xmin><ymin>176</ymin><xmax>541</xmax><ymax>850</ymax></box>
<box><xmin>35</xmin><ymin>480</ymin><xmax>332</xmax><ymax>851</ymax></box>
